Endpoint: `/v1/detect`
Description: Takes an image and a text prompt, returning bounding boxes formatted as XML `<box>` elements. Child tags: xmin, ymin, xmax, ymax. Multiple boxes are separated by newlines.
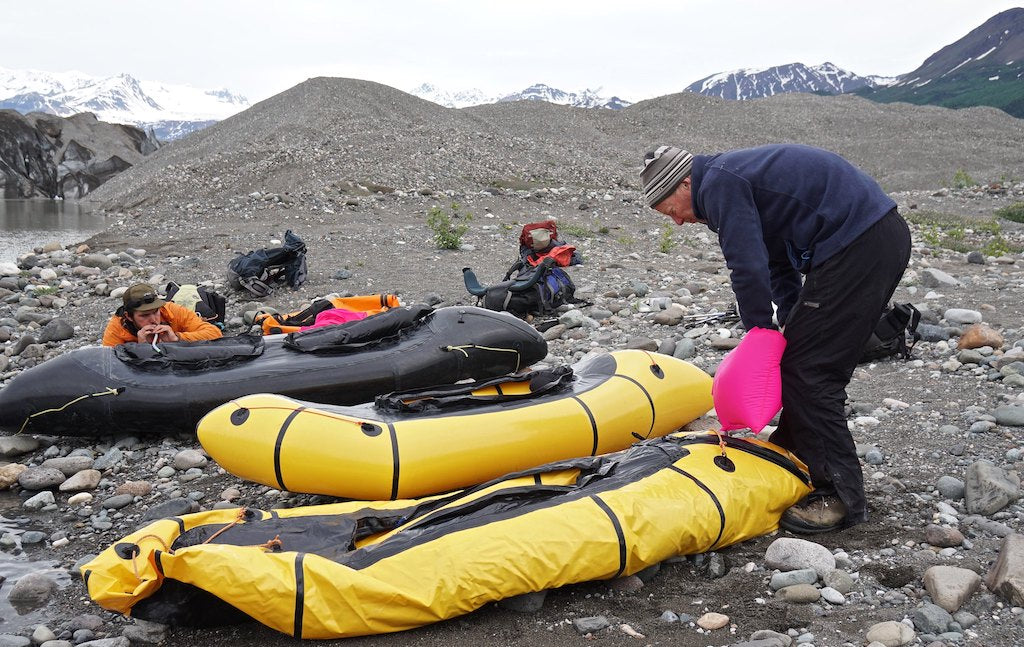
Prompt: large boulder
<box><xmin>0</xmin><ymin>109</ymin><xmax>159</xmax><ymax>199</ymax></box>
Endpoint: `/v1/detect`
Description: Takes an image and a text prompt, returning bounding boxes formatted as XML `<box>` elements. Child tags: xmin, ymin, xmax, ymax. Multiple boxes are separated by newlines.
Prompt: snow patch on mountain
<box><xmin>685</xmin><ymin>62</ymin><xmax>880</xmax><ymax>100</ymax></box>
<box><xmin>410</xmin><ymin>82</ymin><xmax>630</xmax><ymax>110</ymax></box>
<box><xmin>408</xmin><ymin>83</ymin><xmax>494</xmax><ymax>109</ymax></box>
<box><xmin>0</xmin><ymin>66</ymin><xmax>249</xmax><ymax>140</ymax></box>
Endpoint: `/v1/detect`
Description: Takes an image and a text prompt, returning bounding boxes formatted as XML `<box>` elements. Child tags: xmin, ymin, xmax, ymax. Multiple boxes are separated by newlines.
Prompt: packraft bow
<box><xmin>197</xmin><ymin>349</ymin><xmax>713</xmax><ymax>499</ymax></box>
<box><xmin>0</xmin><ymin>306</ymin><xmax>546</xmax><ymax>437</ymax></box>
<box><xmin>82</xmin><ymin>433</ymin><xmax>812</xmax><ymax>638</ymax></box>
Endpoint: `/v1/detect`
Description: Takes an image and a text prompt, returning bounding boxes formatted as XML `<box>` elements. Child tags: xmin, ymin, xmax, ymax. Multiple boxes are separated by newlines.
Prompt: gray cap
<box><xmin>641</xmin><ymin>145</ymin><xmax>693</xmax><ymax>207</ymax></box>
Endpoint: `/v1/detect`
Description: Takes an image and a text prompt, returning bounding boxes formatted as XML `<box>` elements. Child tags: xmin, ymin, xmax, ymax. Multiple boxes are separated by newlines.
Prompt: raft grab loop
<box><xmin>202</xmin><ymin>508</ymin><xmax>248</xmax><ymax>545</ymax></box>
<box><xmin>120</xmin><ymin>534</ymin><xmax>173</xmax><ymax>582</ymax></box>
<box><xmin>709</xmin><ymin>429</ymin><xmax>737</xmax><ymax>472</ymax></box>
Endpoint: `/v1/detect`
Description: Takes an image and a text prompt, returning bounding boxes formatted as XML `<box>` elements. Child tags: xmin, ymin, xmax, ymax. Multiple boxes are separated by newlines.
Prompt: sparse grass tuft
<box><xmin>426</xmin><ymin>202</ymin><xmax>471</xmax><ymax>249</ymax></box>
<box><xmin>995</xmin><ymin>202</ymin><xmax>1024</xmax><ymax>224</ymax></box>
<box><xmin>561</xmin><ymin>224</ymin><xmax>592</xmax><ymax>238</ymax></box>
<box><xmin>658</xmin><ymin>223</ymin><xmax>674</xmax><ymax>254</ymax></box>
<box><xmin>951</xmin><ymin>168</ymin><xmax>976</xmax><ymax>189</ymax></box>
<box><xmin>907</xmin><ymin>211</ymin><xmax>1023</xmax><ymax>255</ymax></box>
<box><xmin>981</xmin><ymin>236</ymin><xmax>1018</xmax><ymax>257</ymax></box>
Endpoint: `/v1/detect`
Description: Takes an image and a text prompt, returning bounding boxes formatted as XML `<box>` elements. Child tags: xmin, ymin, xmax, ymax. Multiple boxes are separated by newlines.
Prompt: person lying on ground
<box><xmin>102</xmin><ymin>283</ymin><xmax>223</xmax><ymax>347</ymax></box>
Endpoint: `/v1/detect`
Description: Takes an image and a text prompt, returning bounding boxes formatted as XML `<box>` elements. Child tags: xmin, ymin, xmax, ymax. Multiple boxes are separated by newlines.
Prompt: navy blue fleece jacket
<box><xmin>690</xmin><ymin>144</ymin><xmax>896</xmax><ymax>330</ymax></box>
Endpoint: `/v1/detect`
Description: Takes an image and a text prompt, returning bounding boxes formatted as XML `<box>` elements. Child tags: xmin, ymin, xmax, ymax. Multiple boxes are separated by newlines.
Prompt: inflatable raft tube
<box><xmin>197</xmin><ymin>349</ymin><xmax>713</xmax><ymax>500</ymax></box>
<box><xmin>82</xmin><ymin>433</ymin><xmax>813</xmax><ymax>638</ymax></box>
<box><xmin>0</xmin><ymin>306</ymin><xmax>546</xmax><ymax>437</ymax></box>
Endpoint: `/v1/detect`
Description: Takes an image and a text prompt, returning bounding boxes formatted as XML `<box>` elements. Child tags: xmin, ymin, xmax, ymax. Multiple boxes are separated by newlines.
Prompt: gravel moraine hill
<box><xmin>1</xmin><ymin>78</ymin><xmax>1024</xmax><ymax>647</ymax></box>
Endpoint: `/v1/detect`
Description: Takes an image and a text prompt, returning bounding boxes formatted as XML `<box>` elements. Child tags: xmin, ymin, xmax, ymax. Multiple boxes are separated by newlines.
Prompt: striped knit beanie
<box><xmin>641</xmin><ymin>145</ymin><xmax>693</xmax><ymax>207</ymax></box>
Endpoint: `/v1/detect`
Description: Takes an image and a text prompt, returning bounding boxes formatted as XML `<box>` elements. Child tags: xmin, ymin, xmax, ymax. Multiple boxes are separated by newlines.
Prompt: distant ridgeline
<box><xmin>854</xmin><ymin>8</ymin><xmax>1024</xmax><ymax>118</ymax></box>
<box><xmin>0</xmin><ymin>110</ymin><xmax>159</xmax><ymax>199</ymax></box>
<box><xmin>687</xmin><ymin>8</ymin><xmax>1024</xmax><ymax>119</ymax></box>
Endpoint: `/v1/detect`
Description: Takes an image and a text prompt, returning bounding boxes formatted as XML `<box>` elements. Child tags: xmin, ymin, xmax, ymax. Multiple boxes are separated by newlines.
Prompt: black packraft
<box><xmin>860</xmin><ymin>303</ymin><xmax>921</xmax><ymax>363</ymax></box>
<box><xmin>226</xmin><ymin>230</ymin><xmax>307</xmax><ymax>298</ymax></box>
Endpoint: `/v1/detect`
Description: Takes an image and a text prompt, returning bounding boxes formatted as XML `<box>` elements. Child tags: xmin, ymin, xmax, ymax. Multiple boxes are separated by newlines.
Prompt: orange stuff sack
<box><xmin>258</xmin><ymin>294</ymin><xmax>401</xmax><ymax>335</ymax></box>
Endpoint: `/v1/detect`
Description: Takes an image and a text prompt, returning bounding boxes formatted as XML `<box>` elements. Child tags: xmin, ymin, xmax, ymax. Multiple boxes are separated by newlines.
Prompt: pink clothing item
<box><xmin>711</xmin><ymin>327</ymin><xmax>787</xmax><ymax>434</ymax></box>
<box><xmin>299</xmin><ymin>308</ymin><xmax>368</xmax><ymax>331</ymax></box>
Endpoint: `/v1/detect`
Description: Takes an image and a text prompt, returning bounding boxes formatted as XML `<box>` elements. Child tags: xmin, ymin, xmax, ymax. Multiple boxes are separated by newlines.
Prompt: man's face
<box><xmin>653</xmin><ymin>177</ymin><xmax>697</xmax><ymax>225</ymax></box>
<box><xmin>129</xmin><ymin>309</ymin><xmax>162</xmax><ymax>328</ymax></box>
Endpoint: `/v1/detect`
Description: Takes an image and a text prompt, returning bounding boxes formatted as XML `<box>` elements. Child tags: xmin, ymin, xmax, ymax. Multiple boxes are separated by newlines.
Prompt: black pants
<box><xmin>769</xmin><ymin>209</ymin><xmax>911</xmax><ymax>527</ymax></box>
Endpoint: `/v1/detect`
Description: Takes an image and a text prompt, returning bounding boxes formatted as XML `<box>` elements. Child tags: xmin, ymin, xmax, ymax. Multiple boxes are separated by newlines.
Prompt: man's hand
<box><xmin>136</xmin><ymin>324</ymin><xmax>179</xmax><ymax>343</ymax></box>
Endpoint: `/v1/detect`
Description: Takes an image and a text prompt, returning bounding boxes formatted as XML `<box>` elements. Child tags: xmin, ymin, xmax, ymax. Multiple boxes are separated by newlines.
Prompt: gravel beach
<box><xmin>1</xmin><ymin>80</ymin><xmax>1024</xmax><ymax>647</ymax></box>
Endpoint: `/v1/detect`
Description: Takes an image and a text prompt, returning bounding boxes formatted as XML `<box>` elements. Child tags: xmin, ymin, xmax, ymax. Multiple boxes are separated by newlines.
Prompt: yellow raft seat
<box><xmin>197</xmin><ymin>349</ymin><xmax>714</xmax><ymax>500</ymax></box>
<box><xmin>82</xmin><ymin>433</ymin><xmax>812</xmax><ymax>638</ymax></box>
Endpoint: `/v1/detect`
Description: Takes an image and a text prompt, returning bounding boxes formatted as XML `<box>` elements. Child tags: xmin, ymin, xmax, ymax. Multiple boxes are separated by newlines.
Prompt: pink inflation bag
<box><xmin>712</xmin><ymin>327</ymin><xmax>787</xmax><ymax>434</ymax></box>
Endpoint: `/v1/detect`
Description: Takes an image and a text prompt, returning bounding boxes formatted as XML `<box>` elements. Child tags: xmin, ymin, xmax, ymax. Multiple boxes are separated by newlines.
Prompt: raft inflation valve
<box><xmin>230</xmin><ymin>408</ymin><xmax>250</xmax><ymax>426</ymax></box>
<box><xmin>360</xmin><ymin>422</ymin><xmax>382</xmax><ymax>437</ymax></box>
<box><xmin>714</xmin><ymin>455</ymin><xmax>736</xmax><ymax>472</ymax></box>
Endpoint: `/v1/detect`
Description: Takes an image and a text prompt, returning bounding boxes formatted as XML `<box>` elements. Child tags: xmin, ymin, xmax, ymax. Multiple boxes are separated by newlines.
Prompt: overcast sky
<box><xmin>2</xmin><ymin>1</ymin><xmax>1020</xmax><ymax>102</ymax></box>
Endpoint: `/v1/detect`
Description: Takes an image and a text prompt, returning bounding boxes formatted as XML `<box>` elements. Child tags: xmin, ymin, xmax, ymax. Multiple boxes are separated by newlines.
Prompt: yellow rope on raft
<box><xmin>17</xmin><ymin>387</ymin><xmax>122</xmax><ymax>435</ymax></box>
<box><xmin>442</xmin><ymin>345</ymin><xmax>522</xmax><ymax>372</ymax></box>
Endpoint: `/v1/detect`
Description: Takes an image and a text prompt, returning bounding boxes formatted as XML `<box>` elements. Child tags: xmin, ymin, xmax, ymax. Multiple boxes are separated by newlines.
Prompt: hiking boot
<box><xmin>780</xmin><ymin>493</ymin><xmax>846</xmax><ymax>534</ymax></box>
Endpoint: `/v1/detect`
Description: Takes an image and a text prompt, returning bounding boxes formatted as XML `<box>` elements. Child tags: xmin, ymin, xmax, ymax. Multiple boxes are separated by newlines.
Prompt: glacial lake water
<box><xmin>0</xmin><ymin>200</ymin><xmax>107</xmax><ymax>264</ymax></box>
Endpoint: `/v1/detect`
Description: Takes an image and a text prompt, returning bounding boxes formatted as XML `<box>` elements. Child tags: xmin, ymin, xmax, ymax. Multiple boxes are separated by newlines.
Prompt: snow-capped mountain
<box><xmin>409</xmin><ymin>82</ymin><xmax>631</xmax><ymax>110</ymax></box>
<box><xmin>859</xmin><ymin>7</ymin><xmax>1024</xmax><ymax>117</ymax></box>
<box><xmin>685</xmin><ymin>62</ymin><xmax>880</xmax><ymax>100</ymax></box>
<box><xmin>499</xmin><ymin>84</ymin><xmax>630</xmax><ymax>110</ymax></box>
<box><xmin>408</xmin><ymin>83</ymin><xmax>495</xmax><ymax>109</ymax></box>
<box><xmin>890</xmin><ymin>7</ymin><xmax>1023</xmax><ymax>89</ymax></box>
<box><xmin>0</xmin><ymin>67</ymin><xmax>249</xmax><ymax>140</ymax></box>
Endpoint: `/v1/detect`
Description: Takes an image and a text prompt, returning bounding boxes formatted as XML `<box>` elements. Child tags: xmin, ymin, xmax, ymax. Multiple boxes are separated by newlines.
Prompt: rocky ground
<box><xmin>0</xmin><ymin>174</ymin><xmax>1023</xmax><ymax>647</ymax></box>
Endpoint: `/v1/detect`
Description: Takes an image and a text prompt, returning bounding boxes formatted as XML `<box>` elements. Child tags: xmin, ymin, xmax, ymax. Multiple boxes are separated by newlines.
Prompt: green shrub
<box><xmin>658</xmin><ymin>223</ymin><xmax>674</xmax><ymax>253</ymax></box>
<box><xmin>598</xmin><ymin>226</ymin><xmax>610</xmax><ymax>235</ymax></box>
<box><xmin>995</xmin><ymin>202</ymin><xmax>1024</xmax><ymax>224</ymax></box>
<box><xmin>973</xmin><ymin>219</ymin><xmax>1003</xmax><ymax>235</ymax></box>
<box><xmin>982</xmin><ymin>236</ymin><xmax>1015</xmax><ymax>257</ymax></box>
<box><xmin>951</xmin><ymin>168</ymin><xmax>976</xmax><ymax>189</ymax></box>
<box><xmin>426</xmin><ymin>202</ymin><xmax>471</xmax><ymax>249</ymax></box>
<box><xmin>920</xmin><ymin>225</ymin><xmax>942</xmax><ymax>247</ymax></box>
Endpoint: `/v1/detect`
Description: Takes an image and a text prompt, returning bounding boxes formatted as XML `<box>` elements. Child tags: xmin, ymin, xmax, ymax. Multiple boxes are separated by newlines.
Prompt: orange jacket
<box><xmin>102</xmin><ymin>302</ymin><xmax>223</xmax><ymax>347</ymax></box>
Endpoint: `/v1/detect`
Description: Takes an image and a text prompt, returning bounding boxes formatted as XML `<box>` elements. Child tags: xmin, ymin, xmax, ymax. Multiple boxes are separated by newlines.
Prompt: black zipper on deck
<box><xmin>668</xmin><ymin>466</ymin><xmax>725</xmax><ymax>548</ymax></box>
<box><xmin>293</xmin><ymin>553</ymin><xmax>305</xmax><ymax>639</ymax></box>
<box><xmin>612</xmin><ymin>374</ymin><xmax>655</xmax><ymax>437</ymax></box>
<box><xmin>591</xmin><ymin>496</ymin><xmax>626</xmax><ymax>578</ymax></box>
<box><xmin>679</xmin><ymin>435</ymin><xmax>811</xmax><ymax>487</ymax></box>
<box><xmin>274</xmin><ymin>407</ymin><xmax>305</xmax><ymax>491</ymax></box>
<box><xmin>388</xmin><ymin>422</ymin><xmax>400</xmax><ymax>500</ymax></box>
<box><xmin>571</xmin><ymin>396</ymin><xmax>599</xmax><ymax>455</ymax></box>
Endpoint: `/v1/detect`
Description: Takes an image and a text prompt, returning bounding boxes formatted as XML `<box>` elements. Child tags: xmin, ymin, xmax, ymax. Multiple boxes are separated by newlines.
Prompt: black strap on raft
<box><xmin>113</xmin><ymin>335</ymin><xmax>265</xmax><ymax>370</ymax></box>
<box><xmin>375</xmin><ymin>365</ymin><xmax>575</xmax><ymax>412</ymax></box>
<box><xmin>274</xmin><ymin>299</ymin><xmax>338</xmax><ymax>328</ymax></box>
<box><xmin>283</xmin><ymin>304</ymin><xmax>433</xmax><ymax>353</ymax></box>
